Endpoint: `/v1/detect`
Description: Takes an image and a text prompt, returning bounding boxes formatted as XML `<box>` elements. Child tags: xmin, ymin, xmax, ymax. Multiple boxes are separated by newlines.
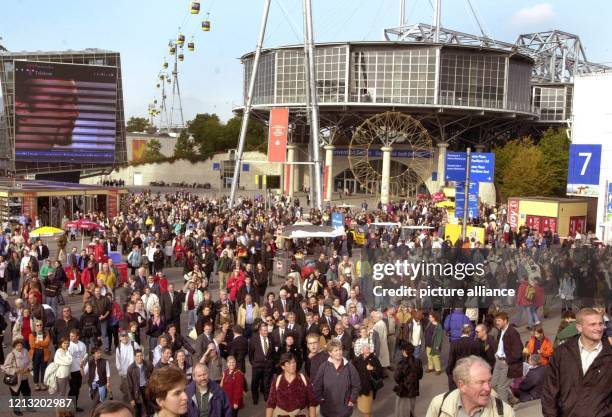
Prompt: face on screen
<box><xmin>15</xmin><ymin>78</ymin><xmax>79</xmax><ymax>148</ymax></box>
<box><xmin>13</xmin><ymin>61</ymin><xmax>117</xmax><ymax>164</ymax></box>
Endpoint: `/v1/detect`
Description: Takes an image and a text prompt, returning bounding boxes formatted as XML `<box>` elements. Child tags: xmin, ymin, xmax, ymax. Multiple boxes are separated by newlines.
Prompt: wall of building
<box><xmin>126</xmin><ymin>133</ymin><xmax>177</xmax><ymax>162</ymax></box>
<box><xmin>558</xmin><ymin>202</ymin><xmax>589</xmax><ymax>237</ymax></box>
<box><xmin>82</xmin><ymin>151</ymin><xmax>281</xmax><ymax>189</ymax></box>
<box><xmin>572</xmin><ymin>73</ymin><xmax>612</xmax><ymax>242</ymax></box>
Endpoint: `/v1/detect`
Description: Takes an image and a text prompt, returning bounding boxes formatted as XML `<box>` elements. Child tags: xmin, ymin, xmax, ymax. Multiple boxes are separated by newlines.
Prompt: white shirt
<box><xmin>578</xmin><ymin>337</ymin><xmax>603</xmax><ymax>375</ymax></box>
<box><xmin>496</xmin><ymin>325</ymin><xmax>508</xmax><ymax>359</ymax></box>
<box><xmin>68</xmin><ymin>341</ymin><xmax>87</xmax><ymax>373</ymax></box>
<box><xmin>411</xmin><ymin>319</ymin><xmax>422</xmax><ymax>347</ymax></box>
<box><xmin>116</xmin><ymin>341</ymin><xmax>140</xmax><ymax>376</ymax></box>
<box><xmin>152</xmin><ymin>345</ymin><xmax>162</xmax><ymax>366</ymax></box>
<box><xmin>83</xmin><ymin>360</ymin><xmax>111</xmax><ymax>383</ymax></box>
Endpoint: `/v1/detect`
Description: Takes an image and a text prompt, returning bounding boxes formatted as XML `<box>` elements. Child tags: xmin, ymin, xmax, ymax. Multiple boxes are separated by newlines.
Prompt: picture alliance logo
<box><xmin>372</xmin><ymin>260</ymin><xmax>486</xmax><ymax>281</ymax></box>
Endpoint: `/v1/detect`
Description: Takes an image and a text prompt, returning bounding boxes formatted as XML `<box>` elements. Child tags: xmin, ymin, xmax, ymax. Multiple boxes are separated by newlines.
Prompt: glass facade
<box><xmin>506</xmin><ymin>59</ymin><xmax>532</xmax><ymax>113</ymax></box>
<box><xmin>242</xmin><ymin>44</ymin><xmax>537</xmax><ymax>116</ymax></box>
<box><xmin>349</xmin><ymin>47</ymin><xmax>436</xmax><ymax>104</ymax></box>
<box><xmin>243</xmin><ymin>52</ymin><xmax>275</xmax><ymax>105</ymax></box>
<box><xmin>275</xmin><ymin>49</ymin><xmax>306</xmax><ymax>103</ymax></box>
<box><xmin>532</xmin><ymin>85</ymin><xmax>570</xmax><ymax>121</ymax></box>
<box><xmin>439</xmin><ymin>51</ymin><xmax>506</xmax><ymax>109</ymax></box>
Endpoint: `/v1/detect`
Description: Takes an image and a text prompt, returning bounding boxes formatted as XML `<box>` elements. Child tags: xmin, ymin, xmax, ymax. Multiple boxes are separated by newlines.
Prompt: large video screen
<box><xmin>13</xmin><ymin>60</ymin><xmax>117</xmax><ymax>164</ymax></box>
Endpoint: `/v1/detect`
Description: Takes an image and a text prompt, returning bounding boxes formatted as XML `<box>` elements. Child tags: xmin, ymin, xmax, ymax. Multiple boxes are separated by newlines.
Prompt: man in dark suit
<box><xmin>446</xmin><ymin>324</ymin><xmax>487</xmax><ymax>390</ymax></box>
<box><xmin>318</xmin><ymin>305</ymin><xmax>338</xmax><ymax>332</ymax></box>
<box><xmin>273</xmin><ymin>289</ymin><xmax>294</xmax><ymax>318</ymax></box>
<box><xmin>492</xmin><ymin>312</ymin><xmax>523</xmax><ymax>404</ymax></box>
<box><xmin>228</xmin><ymin>325</ymin><xmax>249</xmax><ymax>373</ymax></box>
<box><xmin>285</xmin><ymin>312</ymin><xmax>304</xmax><ymax>347</ymax></box>
<box><xmin>127</xmin><ymin>349</ymin><xmax>153</xmax><ymax>417</ymax></box>
<box><xmin>248</xmin><ymin>323</ymin><xmax>274</xmax><ymax>405</ymax></box>
<box><xmin>36</xmin><ymin>238</ymin><xmax>50</xmax><ymax>261</ymax></box>
<box><xmin>159</xmin><ymin>283</ymin><xmax>183</xmax><ymax>333</ymax></box>
<box><xmin>304</xmin><ymin>312</ymin><xmax>320</xmax><ymax>336</ymax></box>
<box><xmin>214</xmin><ymin>290</ymin><xmax>235</xmax><ymax>321</ymax></box>
<box><xmin>236</xmin><ymin>276</ymin><xmax>257</xmax><ymax>307</ymax></box>
<box><xmin>145</xmin><ymin>275</ymin><xmax>161</xmax><ymax>297</ymax></box>
<box><xmin>270</xmin><ymin>317</ymin><xmax>288</xmax><ymax>354</ymax></box>
<box><xmin>334</xmin><ymin>323</ymin><xmax>353</xmax><ymax>359</ymax></box>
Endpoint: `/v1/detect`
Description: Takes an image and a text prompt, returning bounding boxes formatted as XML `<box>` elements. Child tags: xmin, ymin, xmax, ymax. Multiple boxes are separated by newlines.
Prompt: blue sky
<box><xmin>2</xmin><ymin>0</ymin><xmax>610</xmax><ymax>122</ymax></box>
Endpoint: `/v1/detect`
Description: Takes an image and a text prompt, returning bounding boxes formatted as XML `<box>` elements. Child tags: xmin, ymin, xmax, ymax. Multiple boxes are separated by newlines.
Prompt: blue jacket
<box><xmin>443</xmin><ymin>311</ymin><xmax>472</xmax><ymax>342</ymax></box>
<box><xmin>186</xmin><ymin>379</ymin><xmax>232</xmax><ymax>417</ymax></box>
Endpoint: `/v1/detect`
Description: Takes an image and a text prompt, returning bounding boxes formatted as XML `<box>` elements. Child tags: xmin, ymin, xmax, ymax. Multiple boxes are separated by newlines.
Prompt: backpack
<box><xmin>437</xmin><ymin>391</ymin><xmax>504</xmax><ymax>417</ymax></box>
<box><xmin>276</xmin><ymin>372</ymin><xmax>307</xmax><ymax>390</ymax></box>
<box><xmin>524</xmin><ymin>284</ymin><xmax>535</xmax><ymax>302</ymax></box>
<box><xmin>44</xmin><ymin>282</ymin><xmax>60</xmax><ymax>298</ymax></box>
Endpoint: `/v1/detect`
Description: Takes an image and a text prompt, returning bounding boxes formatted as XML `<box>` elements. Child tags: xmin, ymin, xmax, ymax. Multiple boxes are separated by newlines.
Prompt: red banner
<box><xmin>267</xmin><ymin>108</ymin><xmax>289</xmax><ymax>163</ymax></box>
<box><xmin>108</xmin><ymin>190</ymin><xmax>118</xmax><ymax>218</ymax></box>
<box><xmin>323</xmin><ymin>166</ymin><xmax>329</xmax><ymax>198</ymax></box>
<box><xmin>22</xmin><ymin>192</ymin><xmax>37</xmax><ymax>221</ymax></box>
<box><xmin>508</xmin><ymin>199</ymin><xmax>519</xmax><ymax>230</ymax></box>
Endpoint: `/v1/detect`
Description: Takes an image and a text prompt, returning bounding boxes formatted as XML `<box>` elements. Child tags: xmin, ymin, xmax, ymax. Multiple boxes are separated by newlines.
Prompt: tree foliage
<box><xmin>126</xmin><ymin>117</ymin><xmax>153</xmax><ymax>133</ymax></box>
<box><xmin>173</xmin><ymin>130</ymin><xmax>196</xmax><ymax>158</ymax></box>
<box><xmin>493</xmin><ymin>129</ymin><xmax>569</xmax><ymax>201</ymax></box>
<box><xmin>538</xmin><ymin>128</ymin><xmax>570</xmax><ymax>196</ymax></box>
<box><xmin>144</xmin><ymin>139</ymin><xmax>164</xmax><ymax>162</ymax></box>
<box><xmin>187</xmin><ymin>113</ymin><xmax>265</xmax><ymax>159</ymax></box>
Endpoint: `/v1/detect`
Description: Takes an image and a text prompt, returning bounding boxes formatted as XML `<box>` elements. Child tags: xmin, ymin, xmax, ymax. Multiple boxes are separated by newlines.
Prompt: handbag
<box><xmin>369</xmin><ymin>370</ymin><xmax>384</xmax><ymax>391</ymax></box>
<box><xmin>3</xmin><ymin>373</ymin><xmax>17</xmax><ymax>386</ymax></box>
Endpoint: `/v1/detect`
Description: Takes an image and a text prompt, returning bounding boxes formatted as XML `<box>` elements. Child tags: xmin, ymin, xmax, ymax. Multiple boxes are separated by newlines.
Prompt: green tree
<box><xmin>188</xmin><ymin>113</ymin><xmax>224</xmax><ymax>158</ymax></box>
<box><xmin>538</xmin><ymin>128</ymin><xmax>570</xmax><ymax>196</ymax></box>
<box><xmin>126</xmin><ymin>117</ymin><xmax>151</xmax><ymax>133</ymax></box>
<box><xmin>144</xmin><ymin>139</ymin><xmax>164</xmax><ymax>162</ymax></box>
<box><xmin>174</xmin><ymin>130</ymin><xmax>196</xmax><ymax>158</ymax></box>
<box><xmin>498</xmin><ymin>142</ymin><xmax>553</xmax><ymax>200</ymax></box>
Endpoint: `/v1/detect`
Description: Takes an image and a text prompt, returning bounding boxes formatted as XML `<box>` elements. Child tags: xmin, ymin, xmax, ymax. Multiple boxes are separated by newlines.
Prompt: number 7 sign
<box><xmin>567</xmin><ymin>144</ymin><xmax>602</xmax><ymax>186</ymax></box>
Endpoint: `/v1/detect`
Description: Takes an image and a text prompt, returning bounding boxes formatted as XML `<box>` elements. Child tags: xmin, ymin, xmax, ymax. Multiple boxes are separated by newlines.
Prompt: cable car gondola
<box><xmin>159</xmin><ymin>74</ymin><xmax>165</xmax><ymax>80</ymax></box>
<box><xmin>156</xmin><ymin>83</ymin><xmax>160</xmax><ymax>88</ymax></box>
<box><xmin>190</xmin><ymin>1</ymin><xmax>200</xmax><ymax>14</ymax></box>
<box><xmin>163</xmin><ymin>61</ymin><xmax>168</xmax><ymax>69</ymax></box>
<box><xmin>187</xmin><ymin>41</ymin><xmax>195</xmax><ymax>52</ymax></box>
<box><xmin>177</xmin><ymin>33</ymin><xmax>185</xmax><ymax>45</ymax></box>
<box><xmin>202</xmin><ymin>16</ymin><xmax>211</xmax><ymax>32</ymax></box>
<box><xmin>178</xmin><ymin>53</ymin><xmax>184</xmax><ymax>62</ymax></box>
<box><xmin>169</xmin><ymin>45</ymin><xmax>176</xmax><ymax>55</ymax></box>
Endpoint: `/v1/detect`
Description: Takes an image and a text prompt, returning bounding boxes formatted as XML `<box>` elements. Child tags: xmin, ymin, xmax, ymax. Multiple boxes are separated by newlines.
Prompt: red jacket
<box><xmin>221</xmin><ymin>369</ymin><xmax>245</xmax><ymax>409</ymax></box>
<box><xmin>226</xmin><ymin>273</ymin><xmax>245</xmax><ymax>302</ymax></box>
<box><xmin>517</xmin><ymin>281</ymin><xmax>544</xmax><ymax>307</ymax></box>
<box><xmin>81</xmin><ymin>267</ymin><xmax>96</xmax><ymax>288</ymax></box>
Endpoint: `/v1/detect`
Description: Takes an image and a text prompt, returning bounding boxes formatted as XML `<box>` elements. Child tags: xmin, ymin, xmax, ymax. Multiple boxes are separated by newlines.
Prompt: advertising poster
<box><xmin>267</xmin><ymin>107</ymin><xmax>289</xmax><ymax>163</ymax></box>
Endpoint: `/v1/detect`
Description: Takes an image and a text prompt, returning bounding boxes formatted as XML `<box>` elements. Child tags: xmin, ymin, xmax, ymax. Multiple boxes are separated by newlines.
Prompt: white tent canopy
<box><xmin>281</xmin><ymin>224</ymin><xmax>346</xmax><ymax>239</ymax></box>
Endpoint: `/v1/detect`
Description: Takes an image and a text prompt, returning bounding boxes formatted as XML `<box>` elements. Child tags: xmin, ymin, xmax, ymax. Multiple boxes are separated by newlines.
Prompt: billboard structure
<box><xmin>13</xmin><ymin>60</ymin><xmax>117</xmax><ymax>164</ymax></box>
<box><xmin>0</xmin><ymin>49</ymin><xmax>127</xmax><ymax>175</ymax></box>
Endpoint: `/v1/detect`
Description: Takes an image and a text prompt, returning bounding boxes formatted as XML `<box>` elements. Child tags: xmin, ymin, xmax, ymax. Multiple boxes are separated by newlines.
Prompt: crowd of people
<box><xmin>0</xmin><ymin>190</ymin><xmax>609</xmax><ymax>417</ymax></box>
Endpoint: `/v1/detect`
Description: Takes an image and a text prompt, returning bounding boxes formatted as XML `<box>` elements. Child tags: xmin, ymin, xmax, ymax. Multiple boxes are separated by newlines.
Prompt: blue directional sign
<box><xmin>567</xmin><ymin>144</ymin><xmax>602</xmax><ymax>185</ymax></box>
<box><xmin>607</xmin><ymin>183</ymin><xmax>612</xmax><ymax>222</ymax></box>
<box><xmin>470</xmin><ymin>153</ymin><xmax>495</xmax><ymax>182</ymax></box>
<box><xmin>445</xmin><ymin>152</ymin><xmax>495</xmax><ymax>182</ymax></box>
<box><xmin>331</xmin><ymin>212</ymin><xmax>344</xmax><ymax>229</ymax></box>
<box><xmin>445</xmin><ymin>152</ymin><xmax>467</xmax><ymax>181</ymax></box>
<box><xmin>455</xmin><ymin>182</ymin><xmax>479</xmax><ymax>219</ymax></box>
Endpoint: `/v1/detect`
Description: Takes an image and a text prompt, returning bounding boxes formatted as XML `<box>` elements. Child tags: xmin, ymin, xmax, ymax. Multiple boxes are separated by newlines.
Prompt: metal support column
<box><xmin>304</xmin><ymin>0</ymin><xmax>323</xmax><ymax>210</ymax></box>
<box><xmin>381</xmin><ymin>146</ymin><xmax>392</xmax><ymax>205</ymax></box>
<box><xmin>228</xmin><ymin>0</ymin><xmax>273</xmax><ymax>208</ymax></box>
<box><xmin>461</xmin><ymin>147</ymin><xmax>471</xmax><ymax>240</ymax></box>
<box><xmin>433</xmin><ymin>0</ymin><xmax>442</xmax><ymax>43</ymax></box>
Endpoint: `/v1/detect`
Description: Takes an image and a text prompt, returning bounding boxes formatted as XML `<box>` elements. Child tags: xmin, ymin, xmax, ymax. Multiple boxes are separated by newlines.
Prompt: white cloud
<box><xmin>511</xmin><ymin>3</ymin><xmax>556</xmax><ymax>26</ymax></box>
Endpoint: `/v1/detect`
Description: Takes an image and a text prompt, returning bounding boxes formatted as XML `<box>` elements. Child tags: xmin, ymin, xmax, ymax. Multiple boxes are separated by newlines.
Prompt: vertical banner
<box><xmin>131</xmin><ymin>139</ymin><xmax>147</xmax><ymax>162</ymax></box>
<box><xmin>22</xmin><ymin>192</ymin><xmax>37</xmax><ymax>221</ymax></box>
<box><xmin>268</xmin><ymin>108</ymin><xmax>289</xmax><ymax>163</ymax></box>
<box><xmin>607</xmin><ymin>182</ymin><xmax>612</xmax><ymax>223</ymax></box>
<box><xmin>107</xmin><ymin>190</ymin><xmax>118</xmax><ymax>218</ymax></box>
<box><xmin>508</xmin><ymin>198</ymin><xmax>520</xmax><ymax>230</ymax></box>
<box><xmin>323</xmin><ymin>166</ymin><xmax>329</xmax><ymax>199</ymax></box>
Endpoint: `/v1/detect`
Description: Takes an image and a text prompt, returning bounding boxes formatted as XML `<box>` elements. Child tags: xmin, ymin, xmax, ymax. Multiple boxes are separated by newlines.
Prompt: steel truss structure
<box><xmin>385</xmin><ymin>24</ymin><xmax>610</xmax><ymax>84</ymax></box>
